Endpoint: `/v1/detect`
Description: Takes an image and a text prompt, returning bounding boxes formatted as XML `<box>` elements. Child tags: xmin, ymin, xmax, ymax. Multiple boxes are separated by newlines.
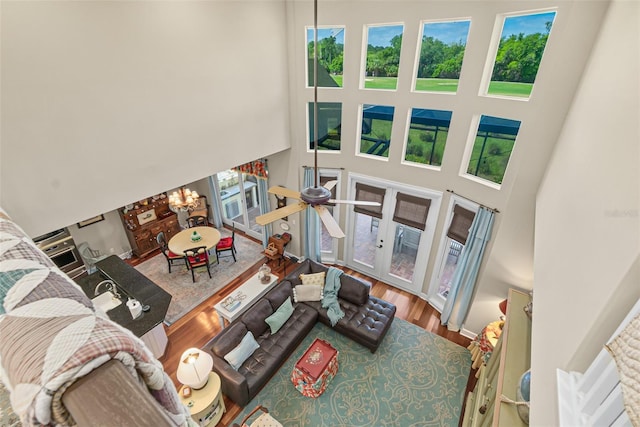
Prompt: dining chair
<box><xmin>183</xmin><ymin>246</ymin><xmax>212</xmax><ymax>282</ymax></box>
<box><xmin>186</xmin><ymin>215</ymin><xmax>208</xmax><ymax>228</ymax></box>
<box><xmin>156</xmin><ymin>232</ymin><xmax>186</xmax><ymax>273</ymax></box>
<box><xmin>216</xmin><ymin>223</ymin><xmax>237</xmax><ymax>262</ymax></box>
<box><xmin>77</xmin><ymin>242</ymin><xmax>109</xmax><ymax>274</ymax></box>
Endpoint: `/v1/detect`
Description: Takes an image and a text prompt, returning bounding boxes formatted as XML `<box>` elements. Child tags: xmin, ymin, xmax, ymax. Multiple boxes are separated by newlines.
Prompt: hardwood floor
<box><xmin>131</xmin><ymin>232</ymin><xmax>476</xmax><ymax>426</ymax></box>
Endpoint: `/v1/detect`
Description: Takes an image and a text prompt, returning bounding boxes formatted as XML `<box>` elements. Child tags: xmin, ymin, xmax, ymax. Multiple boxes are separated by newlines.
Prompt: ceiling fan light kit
<box><xmin>300</xmin><ymin>186</ymin><xmax>332</xmax><ymax>205</ymax></box>
<box><xmin>254</xmin><ymin>0</ymin><xmax>380</xmax><ymax>239</ymax></box>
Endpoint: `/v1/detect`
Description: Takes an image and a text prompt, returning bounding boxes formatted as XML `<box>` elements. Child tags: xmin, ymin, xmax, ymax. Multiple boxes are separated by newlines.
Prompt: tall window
<box><xmin>363</xmin><ymin>24</ymin><xmax>404</xmax><ymax>90</ymax></box>
<box><xmin>358</xmin><ymin>104</ymin><xmax>395</xmax><ymax>158</ymax></box>
<box><xmin>306</xmin><ymin>26</ymin><xmax>345</xmax><ymax>88</ymax></box>
<box><xmin>414</xmin><ymin>20</ymin><xmax>471</xmax><ymax>93</ymax></box>
<box><xmin>486</xmin><ymin>10</ymin><xmax>557</xmax><ymax>98</ymax></box>
<box><xmin>308</xmin><ymin>102</ymin><xmax>342</xmax><ymax>151</ymax></box>
<box><xmin>433</xmin><ymin>202</ymin><xmax>477</xmax><ymax>300</ymax></box>
<box><xmin>465</xmin><ymin>115</ymin><xmax>521</xmax><ymax>185</ymax></box>
<box><xmin>403</xmin><ymin>108</ymin><xmax>452</xmax><ymax>167</ymax></box>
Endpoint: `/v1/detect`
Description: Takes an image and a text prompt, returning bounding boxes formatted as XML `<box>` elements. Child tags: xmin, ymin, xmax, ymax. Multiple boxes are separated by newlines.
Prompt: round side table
<box><xmin>179</xmin><ymin>372</ymin><xmax>225</xmax><ymax>426</ymax></box>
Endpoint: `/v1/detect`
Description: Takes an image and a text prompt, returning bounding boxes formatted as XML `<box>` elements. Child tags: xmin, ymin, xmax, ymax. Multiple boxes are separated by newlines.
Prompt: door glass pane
<box><xmin>243</xmin><ymin>173</ymin><xmax>262</xmax><ymax>235</ymax></box>
<box><xmin>363</xmin><ymin>24</ymin><xmax>404</xmax><ymax>90</ymax></box>
<box><xmin>390</xmin><ymin>224</ymin><xmax>420</xmax><ymax>282</ymax></box>
<box><xmin>359</xmin><ymin>104</ymin><xmax>395</xmax><ymax>158</ymax></box>
<box><xmin>436</xmin><ymin>238</ymin><xmax>464</xmax><ymax>298</ymax></box>
<box><xmin>217</xmin><ymin>170</ymin><xmax>245</xmax><ymax>225</ymax></box>
<box><xmin>352</xmin><ymin>212</ymin><xmax>379</xmax><ymax>267</ymax></box>
<box><xmin>414</xmin><ymin>20</ymin><xmax>471</xmax><ymax>93</ymax></box>
<box><xmin>487</xmin><ymin>11</ymin><xmax>557</xmax><ymax>98</ymax></box>
<box><xmin>320</xmin><ymin>205</ymin><xmax>334</xmax><ymax>252</ymax></box>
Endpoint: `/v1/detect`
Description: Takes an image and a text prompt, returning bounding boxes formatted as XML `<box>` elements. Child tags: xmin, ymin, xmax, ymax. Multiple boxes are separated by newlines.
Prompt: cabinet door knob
<box><xmin>479</xmin><ymin>403</ymin><xmax>487</xmax><ymax>414</ymax></box>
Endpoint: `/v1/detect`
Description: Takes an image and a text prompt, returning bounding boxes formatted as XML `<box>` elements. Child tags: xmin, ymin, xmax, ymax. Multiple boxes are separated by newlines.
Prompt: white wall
<box><xmin>282</xmin><ymin>0</ymin><xmax>608</xmax><ymax>335</ymax></box>
<box><xmin>0</xmin><ymin>1</ymin><xmax>291</xmax><ymax>237</ymax></box>
<box><xmin>0</xmin><ymin>1</ymin><xmax>620</xmax><ymax>356</ymax></box>
<box><xmin>532</xmin><ymin>0</ymin><xmax>640</xmax><ymax>424</ymax></box>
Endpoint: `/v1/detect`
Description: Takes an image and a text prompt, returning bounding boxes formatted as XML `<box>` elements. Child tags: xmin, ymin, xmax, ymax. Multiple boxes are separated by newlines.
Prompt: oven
<box><xmin>33</xmin><ymin>228</ymin><xmax>86</xmax><ymax>279</ymax></box>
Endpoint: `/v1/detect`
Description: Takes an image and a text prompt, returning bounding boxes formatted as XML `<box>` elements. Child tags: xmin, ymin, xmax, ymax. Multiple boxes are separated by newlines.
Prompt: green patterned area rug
<box><xmin>232</xmin><ymin>318</ymin><xmax>471</xmax><ymax>427</ymax></box>
<box><xmin>135</xmin><ymin>228</ymin><xmax>264</xmax><ymax>325</ymax></box>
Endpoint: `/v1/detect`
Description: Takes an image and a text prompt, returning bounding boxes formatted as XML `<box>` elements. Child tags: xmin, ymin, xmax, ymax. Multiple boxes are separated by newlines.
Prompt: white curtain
<box><xmin>441</xmin><ymin>207</ymin><xmax>495</xmax><ymax>331</ymax></box>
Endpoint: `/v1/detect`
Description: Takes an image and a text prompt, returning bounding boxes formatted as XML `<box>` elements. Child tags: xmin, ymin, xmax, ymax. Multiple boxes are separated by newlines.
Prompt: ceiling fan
<box><xmin>255</xmin><ymin>0</ymin><xmax>380</xmax><ymax>239</ymax></box>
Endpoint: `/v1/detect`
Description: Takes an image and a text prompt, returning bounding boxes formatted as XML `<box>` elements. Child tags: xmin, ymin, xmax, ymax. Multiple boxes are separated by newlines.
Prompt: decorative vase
<box><xmin>258</xmin><ymin>264</ymin><xmax>271</xmax><ymax>283</ymax></box>
<box><xmin>516</xmin><ymin>369</ymin><xmax>531</xmax><ymax>424</ymax></box>
<box><xmin>191</xmin><ymin>231</ymin><xmax>202</xmax><ymax>242</ymax></box>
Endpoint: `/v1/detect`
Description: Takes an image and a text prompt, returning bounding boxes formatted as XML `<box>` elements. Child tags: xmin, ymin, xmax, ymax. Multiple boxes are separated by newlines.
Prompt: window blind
<box><xmin>392</xmin><ymin>193</ymin><xmax>431</xmax><ymax>231</ymax></box>
<box><xmin>320</xmin><ymin>176</ymin><xmax>337</xmax><ymax>206</ymax></box>
<box><xmin>447</xmin><ymin>204</ymin><xmax>476</xmax><ymax>244</ymax></box>
<box><xmin>353</xmin><ymin>183</ymin><xmax>385</xmax><ymax>219</ymax></box>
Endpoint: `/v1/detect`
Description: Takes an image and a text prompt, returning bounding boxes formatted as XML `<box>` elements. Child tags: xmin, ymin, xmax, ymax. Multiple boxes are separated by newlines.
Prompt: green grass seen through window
<box><xmin>354</xmin><ymin>77</ymin><xmax>532</xmax><ymax>97</ymax></box>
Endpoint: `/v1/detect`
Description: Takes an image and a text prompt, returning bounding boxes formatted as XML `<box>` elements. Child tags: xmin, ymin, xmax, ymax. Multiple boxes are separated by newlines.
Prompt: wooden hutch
<box><xmin>119</xmin><ymin>194</ymin><xmax>181</xmax><ymax>258</ymax></box>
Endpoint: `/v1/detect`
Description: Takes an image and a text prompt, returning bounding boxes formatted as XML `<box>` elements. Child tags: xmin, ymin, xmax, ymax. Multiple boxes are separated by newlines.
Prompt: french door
<box><xmin>345</xmin><ymin>174</ymin><xmax>441</xmax><ymax>294</ymax></box>
<box><xmin>213</xmin><ymin>169</ymin><xmax>264</xmax><ymax>240</ymax></box>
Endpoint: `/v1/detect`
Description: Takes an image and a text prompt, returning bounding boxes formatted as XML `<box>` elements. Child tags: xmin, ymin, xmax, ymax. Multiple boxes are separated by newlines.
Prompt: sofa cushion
<box><xmin>224</xmin><ymin>330</ymin><xmax>260</xmax><ymax>370</ymax></box>
<box><xmin>309</xmin><ymin>259</ymin><xmax>328</xmax><ymax>274</ymax></box>
<box><xmin>265</xmin><ymin>280</ymin><xmax>293</xmax><ymax>309</ymax></box>
<box><xmin>265</xmin><ymin>297</ymin><xmax>294</xmax><ymax>334</ymax></box>
<box><xmin>299</xmin><ymin>271</ymin><xmax>325</xmax><ymax>286</ymax></box>
<box><xmin>293</xmin><ymin>284</ymin><xmax>323</xmax><ymax>303</ymax></box>
<box><xmin>241</xmin><ymin>299</ymin><xmax>273</xmax><ymax>338</ymax></box>
<box><xmin>338</xmin><ymin>274</ymin><xmax>370</xmax><ymax>306</ymax></box>
<box><xmin>210</xmin><ymin>321</ymin><xmax>248</xmax><ymax>358</ymax></box>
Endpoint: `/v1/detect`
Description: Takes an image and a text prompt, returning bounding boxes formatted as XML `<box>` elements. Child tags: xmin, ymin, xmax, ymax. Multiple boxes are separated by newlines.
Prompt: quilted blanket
<box><xmin>0</xmin><ymin>209</ymin><xmax>191</xmax><ymax>426</ymax></box>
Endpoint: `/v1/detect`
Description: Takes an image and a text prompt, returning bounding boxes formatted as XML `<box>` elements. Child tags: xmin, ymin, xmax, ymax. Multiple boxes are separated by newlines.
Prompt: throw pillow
<box><xmin>293</xmin><ymin>284</ymin><xmax>324</xmax><ymax>303</ymax></box>
<box><xmin>299</xmin><ymin>271</ymin><xmax>326</xmax><ymax>286</ymax></box>
<box><xmin>264</xmin><ymin>297</ymin><xmax>294</xmax><ymax>334</ymax></box>
<box><xmin>224</xmin><ymin>330</ymin><xmax>260</xmax><ymax>371</ymax></box>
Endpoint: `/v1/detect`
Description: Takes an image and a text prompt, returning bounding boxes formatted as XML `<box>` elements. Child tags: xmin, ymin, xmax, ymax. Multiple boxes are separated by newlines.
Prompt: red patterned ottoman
<box><xmin>291</xmin><ymin>338</ymin><xmax>338</xmax><ymax>398</ymax></box>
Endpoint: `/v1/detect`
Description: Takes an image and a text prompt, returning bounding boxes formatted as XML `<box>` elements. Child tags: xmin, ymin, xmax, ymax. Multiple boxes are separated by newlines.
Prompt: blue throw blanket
<box><xmin>322</xmin><ymin>267</ymin><xmax>344</xmax><ymax>326</ymax></box>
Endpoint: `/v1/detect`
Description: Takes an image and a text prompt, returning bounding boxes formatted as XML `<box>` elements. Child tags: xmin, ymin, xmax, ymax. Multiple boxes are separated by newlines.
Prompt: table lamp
<box><xmin>177</xmin><ymin>348</ymin><xmax>213</xmax><ymax>389</ymax></box>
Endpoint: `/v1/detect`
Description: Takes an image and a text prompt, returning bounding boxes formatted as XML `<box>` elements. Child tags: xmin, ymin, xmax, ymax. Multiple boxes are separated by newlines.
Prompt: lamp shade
<box><xmin>499</xmin><ymin>299</ymin><xmax>508</xmax><ymax>315</ymax></box>
<box><xmin>176</xmin><ymin>348</ymin><xmax>213</xmax><ymax>389</ymax></box>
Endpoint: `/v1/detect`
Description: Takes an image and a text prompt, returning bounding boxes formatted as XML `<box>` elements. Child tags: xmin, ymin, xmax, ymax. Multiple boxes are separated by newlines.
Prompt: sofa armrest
<box><xmin>209</xmin><ymin>351</ymin><xmax>250</xmax><ymax>407</ymax></box>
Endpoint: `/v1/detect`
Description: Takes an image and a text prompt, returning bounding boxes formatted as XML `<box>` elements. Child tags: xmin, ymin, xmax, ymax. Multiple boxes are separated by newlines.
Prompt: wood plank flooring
<box><xmin>130</xmin><ymin>231</ymin><xmax>476</xmax><ymax>426</ymax></box>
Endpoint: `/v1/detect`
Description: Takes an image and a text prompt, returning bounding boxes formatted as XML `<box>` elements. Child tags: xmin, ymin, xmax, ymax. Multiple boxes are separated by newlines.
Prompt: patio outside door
<box><xmin>214</xmin><ymin>170</ymin><xmax>264</xmax><ymax>240</ymax></box>
<box><xmin>345</xmin><ymin>175</ymin><xmax>441</xmax><ymax>294</ymax></box>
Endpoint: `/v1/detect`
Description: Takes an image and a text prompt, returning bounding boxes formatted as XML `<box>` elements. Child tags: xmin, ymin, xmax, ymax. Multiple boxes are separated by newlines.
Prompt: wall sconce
<box><xmin>176</xmin><ymin>348</ymin><xmax>213</xmax><ymax>389</ymax></box>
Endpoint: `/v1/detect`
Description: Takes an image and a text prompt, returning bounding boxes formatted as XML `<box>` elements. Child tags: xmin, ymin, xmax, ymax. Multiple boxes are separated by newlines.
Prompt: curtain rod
<box><xmin>301</xmin><ymin>166</ymin><xmax>345</xmax><ymax>170</ymax></box>
<box><xmin>446</xmin><ymin>189</ymin><xmax>500</xmax><ymax>213</ymax></box>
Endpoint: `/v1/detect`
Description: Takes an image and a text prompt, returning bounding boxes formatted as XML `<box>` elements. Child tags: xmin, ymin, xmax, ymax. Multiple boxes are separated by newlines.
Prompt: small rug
<box><xmin>232</xmin><ymin>318</ymin><xmax>471</xmax><ymax>427</ymax></box>
<box><xmin>135</xmin><ymin>229</ymin><xmax>264</xmax><ymax>325</ymax></box>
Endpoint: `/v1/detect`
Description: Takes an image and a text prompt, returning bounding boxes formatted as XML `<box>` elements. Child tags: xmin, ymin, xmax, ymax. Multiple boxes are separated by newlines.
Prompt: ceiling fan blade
<box><xmin>314</xmin><ymin>205</ymin><xmax>345</xmax><ymax>239</ymax></box>
<box><xmin>268</xmin><ymin>186</ymin><xmax>302</xmax><ymax>200</ymax></box>
<box><xmin>323</xmin><ymin>180</ymin><xmax>338</xmax><ymax>191</ymax></box>
<box><xmin>329</xmin><ymin>199</ymin><xmax>382</xmax><ymax>206</ymax></box>
<box><xmin>255</xmin><ymin>202</ymin><xmax>308</xmax><ymax>225</ymax></box>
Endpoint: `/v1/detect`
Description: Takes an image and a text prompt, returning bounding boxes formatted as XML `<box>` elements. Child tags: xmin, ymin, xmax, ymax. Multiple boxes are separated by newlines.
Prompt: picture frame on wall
<box><xmin>77</xmin><ymin>214</ymin><xmax>105</xmax><ymax>228</ymax></box>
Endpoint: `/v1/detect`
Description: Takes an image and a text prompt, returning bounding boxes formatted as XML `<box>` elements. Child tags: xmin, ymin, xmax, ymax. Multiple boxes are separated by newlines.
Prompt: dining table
<box><xmin>168</xmin><ymin>226</ymin><xmax>221</xmax><ymax>256</ymax></box>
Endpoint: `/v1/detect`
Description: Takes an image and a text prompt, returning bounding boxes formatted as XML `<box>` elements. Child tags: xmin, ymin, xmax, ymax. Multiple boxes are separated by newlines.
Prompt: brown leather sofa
<box><xmin>203</xmin><ymin>259</ymin><xmax>396</xmax><ymax>407</ymax></box>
